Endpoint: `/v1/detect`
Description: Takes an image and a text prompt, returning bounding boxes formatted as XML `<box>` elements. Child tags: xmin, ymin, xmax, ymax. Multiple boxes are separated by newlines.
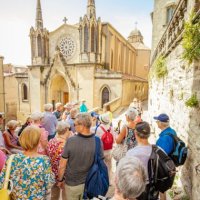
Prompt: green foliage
<box><xmin>185</xmin><ymin>94</ymin><xmax>199</xmax><ymax>108</ymax></box>
<box><xmin>182</xmin><ymin>12</ymin><xmax>200</xmax><ymax>64</ymax></box>
<box><xmin>154</xmin><ymin>55</ymin><xmax>168</xmax><ymax>79</ymax></box>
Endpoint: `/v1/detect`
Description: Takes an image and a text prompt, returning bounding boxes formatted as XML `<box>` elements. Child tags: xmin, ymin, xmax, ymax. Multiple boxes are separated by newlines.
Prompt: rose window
<box><xmin>59</xmin><ymin>37</ymin><xmax>75</xmax><ymax>58</ymax></box>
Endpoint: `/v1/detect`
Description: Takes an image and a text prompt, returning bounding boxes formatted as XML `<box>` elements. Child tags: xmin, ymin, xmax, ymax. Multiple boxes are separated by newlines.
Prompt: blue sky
<box><xmin>0</xmin><ymin>0</ymin><xmax>153</xmax><ymax>65</ymax></box>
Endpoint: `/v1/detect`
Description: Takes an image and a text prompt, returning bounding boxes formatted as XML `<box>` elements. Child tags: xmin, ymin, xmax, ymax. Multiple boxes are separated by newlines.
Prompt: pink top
<box><xmin>0</xmin><ymin>150</ymin><xmax>6</xmax><ymax>172</ymax></box>
<box><xmin>37</xmin><ymin>127</ymin><xmax>49</xmax><ymax>155</ymax></box>
<box><xmin>3</xmin><ymin>130</ymin><xmax>19</xmax><ymax>150</ymax></box>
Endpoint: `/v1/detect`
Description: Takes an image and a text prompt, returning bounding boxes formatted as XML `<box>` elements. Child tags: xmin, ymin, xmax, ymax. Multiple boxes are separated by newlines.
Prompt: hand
<box><xmin>57</xmin><ymin>181</ymin><xmax>65</xmax><ymax>189</ymax></box>
<box><xmin>0</xmin><ymin>147</ymin><xmax>11</xmax><ymax>155</ymax></box>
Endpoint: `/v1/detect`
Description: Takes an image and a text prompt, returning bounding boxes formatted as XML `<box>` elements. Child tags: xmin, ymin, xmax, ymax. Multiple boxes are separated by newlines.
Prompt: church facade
<box><xmin>1</xmin><ymin>0</ymin><xmax>150</xmax><ymax>121</ymax></box>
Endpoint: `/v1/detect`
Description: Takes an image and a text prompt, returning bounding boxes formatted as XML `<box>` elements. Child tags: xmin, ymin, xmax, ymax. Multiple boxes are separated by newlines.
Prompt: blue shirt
<box><xmin>156</xmin><ymin>127</ymin><xmax>176</xmax><ymax>155</ymax></box>
<box><xmin>41</xmin><ymin>112</ymin><xmax>58</xmax><ymax>136</ymax></box>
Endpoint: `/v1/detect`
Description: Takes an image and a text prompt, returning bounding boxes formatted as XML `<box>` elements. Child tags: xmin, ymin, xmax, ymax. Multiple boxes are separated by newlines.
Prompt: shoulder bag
<box><xmin>0</xmin><ymin>154</ymin><xmax>15</xmax><ymax>200</ymax></box>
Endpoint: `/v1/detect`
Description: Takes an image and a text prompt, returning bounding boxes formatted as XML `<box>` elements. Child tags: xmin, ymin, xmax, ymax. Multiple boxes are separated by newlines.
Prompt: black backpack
<box><xmin>148</xmin><ymin>145</ymin><xmax>176</xmax><ymax>193</ymax></box>
<box><xmin>167</xmin><ymin>133</ymin><xmax>187</xmax><ymax>167</ymax></box>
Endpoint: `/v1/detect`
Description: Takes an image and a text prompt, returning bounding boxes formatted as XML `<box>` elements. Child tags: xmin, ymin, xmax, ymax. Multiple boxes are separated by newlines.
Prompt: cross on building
<box><xmin>63</xmin><ymin>17</ymin><xmax>68</xmax><ymax>24</ymax></box>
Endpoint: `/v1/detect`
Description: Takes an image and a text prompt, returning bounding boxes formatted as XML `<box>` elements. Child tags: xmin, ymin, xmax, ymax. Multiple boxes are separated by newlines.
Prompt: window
<box><xmin>91</xmin><ymin>25</ymin><xmax>95</xmax><ymax>52</ymax></box>
<box><xmin>22</xmin><ymin>84</ymin><xmax>28</xmax><ymax>101</ymax></box>
<box><xmin>166</xmin><ymin>6</ymin><xmax>175</xmax><ymax>24</ymax></box>
<box><xmin>84</xmin><ymin>25</ymin><xmax>89</xmax><ymax>52</ymax></box>
<box><xmin>37</xmin><ymin>35</ymin><xmax>42</xmax><ymax>57</ymax></box>
<box><xmin>102</xmin><ymin>87</ymin><xmax>110</xmax><ymax>108</ymax></box>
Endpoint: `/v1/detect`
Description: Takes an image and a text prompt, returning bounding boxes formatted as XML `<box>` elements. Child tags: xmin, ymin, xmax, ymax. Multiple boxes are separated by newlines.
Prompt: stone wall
<box><xmin>149</xmin><ymin>45</ymin><xmax>200</xmax><ymax>199</ymax></box>
<box><xmin>150</xmin><ymin>0</ymin><xmax>200</xmax><ymax>198</ymax></box>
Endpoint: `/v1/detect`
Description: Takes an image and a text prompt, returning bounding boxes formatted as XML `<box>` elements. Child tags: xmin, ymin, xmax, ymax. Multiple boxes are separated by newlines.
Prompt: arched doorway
<box><xmin>50</xmin><ymin>74</ymin><xmax>69</xmax><ymax>108</ymax></box>
<box><xmin>101</xmin><ymin>87</ymin><xmax>110</xmax><ymax>108</ymax></box>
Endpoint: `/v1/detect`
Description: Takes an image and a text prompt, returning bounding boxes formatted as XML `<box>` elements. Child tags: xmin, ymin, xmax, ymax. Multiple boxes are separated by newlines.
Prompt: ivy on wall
<box><xmin>185</xmin><ymin>94</ymin><xmax>199</xmax><ymax>108</ymax></box>
<box><xmin>182</xmin><ymin>12</ymin><xmax>200</xmax><ymax>64</ymax></box>
<box><xmin>153</xmin><ymin>55</ymin><xmax>168</xmax><ymax>79</ymax></box>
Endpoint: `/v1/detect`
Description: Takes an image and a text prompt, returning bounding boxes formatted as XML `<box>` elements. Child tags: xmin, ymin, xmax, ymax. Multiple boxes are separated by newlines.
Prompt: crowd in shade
<box><xmin>0</xmin><ymin>98</ymin><xmax>183</xmax><ymax>200</ymax></box>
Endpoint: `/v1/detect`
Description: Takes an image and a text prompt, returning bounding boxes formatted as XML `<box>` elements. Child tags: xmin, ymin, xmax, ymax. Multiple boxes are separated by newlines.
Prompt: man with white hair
<box><xmin>41</xmin><ymin>103</ymin><xmax>58</xmax><ymax>141</ymax></box>
<box><xmin>111</xmin><ymin>156</ymin><xmax>146</xmax><ymax>200</ymax></box>
<box><xmin>53</xmin><ymin>102</ymin><xmax>63</xmax><ymax>121</ymax></box>
<box><xmin>126</xmin><ymin>121</ymin><xmax>159</xmax><ymax>200</ymax></box>
<box><xmin>58</xmin><ymin>113</ymin><xmax>100</xmax><ymax>200</ymax></box>
<box><xmin>154</xmin><ymin>113</ymin><xmax>177</xmax><ymax>200</ymax></box>
<box><xmin>154</xmin><ymin>113</ymin><xmax>176</xmax><ymax>155</ymax></box>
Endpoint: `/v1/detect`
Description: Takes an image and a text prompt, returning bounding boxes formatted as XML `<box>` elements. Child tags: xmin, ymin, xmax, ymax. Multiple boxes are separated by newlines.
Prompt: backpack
<box><xmin>148</xmin><ymin>145</ymin><xmax>176</xmax><ymax>193</ymax></box>
<box><xmin>84</xmin><ymin>136</ymin><xmax>109</xmax><ymax>199</ymax></box>
<box><xmin>167</xmin><ymin>133</ymin><xmax>187</xmax><ymax>167</ymax></box>
<box><xmin>100</xmin><ymin>126</ymin><xmax>114</xmax><ymax>150</ymax></box>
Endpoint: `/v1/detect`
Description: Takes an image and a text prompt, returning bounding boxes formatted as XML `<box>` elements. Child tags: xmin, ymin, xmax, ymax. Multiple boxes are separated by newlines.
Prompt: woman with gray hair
<box><xmin>115</xmin><ymin>107</ymin><xmax>138</xmax><ymax>151</ymax></box>
<box><xmin>3</xmin><ymin>120</ymin><xmax>22</xmax><ymax>153</ymax></box>
<box><xmin>111</xmin><ymin>156</ymin><xmax>147</xmax><ymax>200</ymax></box>
<box><xmin>47</xmin><ymin>121</ymin><xmax>71</xmax><ymax>200</ymax></box>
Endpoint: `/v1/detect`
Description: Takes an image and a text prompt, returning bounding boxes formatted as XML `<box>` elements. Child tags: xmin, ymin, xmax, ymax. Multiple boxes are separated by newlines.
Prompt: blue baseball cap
<box><xmin>153</xmin><ymin>113</ymin><xmax>169</xmax><ymax>122</ymax></box>
<box><xmin>90</xmin><ymin>111</ymin><xmax>99</xmax><ymax>118</ymax></box>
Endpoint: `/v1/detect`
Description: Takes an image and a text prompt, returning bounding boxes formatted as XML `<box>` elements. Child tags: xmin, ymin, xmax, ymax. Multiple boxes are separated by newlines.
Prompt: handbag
<box><xmin>112</xmin><ymin>126</ymin><xmax>128</xmax><ymax>162</ymax></box>
<box><xmin>0</xmin><ymin>154</ymin><xmax>15</xmax><ymax>200</ymax></box>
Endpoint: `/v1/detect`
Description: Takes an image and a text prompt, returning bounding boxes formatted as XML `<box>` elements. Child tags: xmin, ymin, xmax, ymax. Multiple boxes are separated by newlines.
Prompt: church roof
<box><xmin>129</xmin><ymin>28</ymin><xmax>142</xmax><ymax>38</ymax></box>
<box><xmin>130</xmin><ymin>42</ymin><xmax>150</xmax><ymax>50</ymax></box>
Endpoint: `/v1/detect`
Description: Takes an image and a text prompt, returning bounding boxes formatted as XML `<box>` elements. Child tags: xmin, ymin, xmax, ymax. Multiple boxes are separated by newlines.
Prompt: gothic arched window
<box><xmin>37</xmin><ymin>34</ymin><xmax>42</xmax><ymax>57</ymax></box>
<box><xmin>91</xmin><ymin>24</ymin><xmax>95</xmax><ymax>52</ymax></box>
<box><xmin>102</xmin><ymin>87</ymin><xmax>110</xmax><ymax>108</ymax></box>
<box><xmin>22</xmin><ymin>83</ymin><xmax>28</xmax><ymax>101</ymax></box>
<box><xmin>84</xmin><ymin>25</ymin><xmax>89</xmax><ymax>52</ymax></box>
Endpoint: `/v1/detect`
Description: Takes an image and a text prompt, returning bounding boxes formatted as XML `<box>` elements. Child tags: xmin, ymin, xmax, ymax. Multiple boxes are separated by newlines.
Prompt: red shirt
<box><xmin>47</xmin><ymin>138</ymin><xmax>65</xmax><ymax>182</ymax></box>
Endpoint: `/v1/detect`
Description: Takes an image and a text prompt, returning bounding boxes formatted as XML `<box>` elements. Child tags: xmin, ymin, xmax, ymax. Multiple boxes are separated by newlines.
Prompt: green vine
<box><xmin>153</xmin><ymin>55</ymin><xmax>168</xmax><ymax>79</ymax></box>
<box><xmin>182</xmin><ymin>12</ymin><xmax>200</xmax><ymax>64</ymax></box>
<box><xmin>185</xmin><ymin>94</ymin><xmax>199</xmax><ymax>108</ymax></box>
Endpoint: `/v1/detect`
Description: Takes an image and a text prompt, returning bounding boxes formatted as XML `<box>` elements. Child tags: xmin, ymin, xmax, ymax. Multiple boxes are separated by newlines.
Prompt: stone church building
<box><xmin>149</xmin><ymin>0</ymin><xmax>200</xmax><ymax>198</ymax></box>
<box><xmin>0</xmin><ymin>0</ymin><xmax>150</xmax><ymax>121</ymax></box>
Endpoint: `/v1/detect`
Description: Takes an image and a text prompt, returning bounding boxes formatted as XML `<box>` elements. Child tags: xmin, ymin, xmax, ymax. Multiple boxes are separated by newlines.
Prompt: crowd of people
<box><xmin>0</xmin><ymin>98</ymin><xmax>180</xmax><ymax>200</ymax></box>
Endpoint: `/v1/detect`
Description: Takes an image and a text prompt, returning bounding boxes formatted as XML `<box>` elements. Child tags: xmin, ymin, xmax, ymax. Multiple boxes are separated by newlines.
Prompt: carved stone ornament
<box><xmin>59</xmin><ymin>36</ymin><xmax>76</xmax><ymax>59</ymax></box>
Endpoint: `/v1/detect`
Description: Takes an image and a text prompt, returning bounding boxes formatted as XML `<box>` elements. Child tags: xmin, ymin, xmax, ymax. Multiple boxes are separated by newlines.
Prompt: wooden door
<box><xmin>63</xmin><ymin>92</ymin><xmax>69</xmax><ymax>104</ymax></box>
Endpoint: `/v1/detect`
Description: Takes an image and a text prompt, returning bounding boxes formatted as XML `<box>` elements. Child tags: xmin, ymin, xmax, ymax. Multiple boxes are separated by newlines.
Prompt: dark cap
<box><xmin>135</xmin><ymin>121</ymin><xmax>150</xmax><ymax>135</ymax></box>
<box><xmin>153</xmin><ymin>113</ymin><xmax>169</xmax><ymax>122</ymax></box>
